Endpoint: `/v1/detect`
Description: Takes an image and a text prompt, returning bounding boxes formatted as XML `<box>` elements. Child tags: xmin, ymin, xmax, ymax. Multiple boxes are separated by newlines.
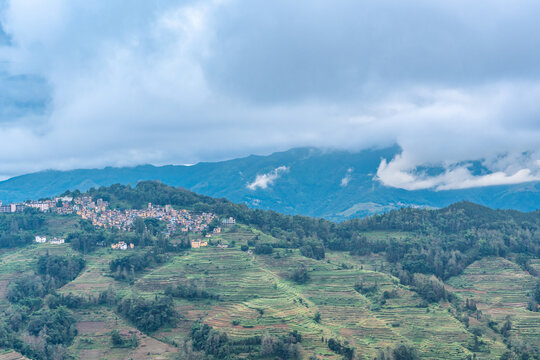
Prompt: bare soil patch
<box><xmin>77</xmin><ymin>321</ymin><xmax>108</xmax><ymax>335</ymax></box>
<box><xmin>128</xmin><ymin>332</ymin><xmax>177</xmax><ymax>360</ymax></box>
<box><xmin>77</xmin><ymin>349</ymin><xmax>105</xmax><ymax>360</ymax></box>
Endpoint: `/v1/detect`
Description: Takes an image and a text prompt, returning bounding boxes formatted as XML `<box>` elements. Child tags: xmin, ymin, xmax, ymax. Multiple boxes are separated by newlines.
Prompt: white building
<box><xmin>35</xmin><ymin>236</ymin><xmax>47</xmax><ymax>243</ymax></box>
<box><xmin>222</xmin><ymin>217</ymin><xmax>236</xmax><ymax>226</ymax></box>
<box><xmin>28</xmin><ymin>203</ymin><xmax>50</xmax><ymax>212</ymax></box>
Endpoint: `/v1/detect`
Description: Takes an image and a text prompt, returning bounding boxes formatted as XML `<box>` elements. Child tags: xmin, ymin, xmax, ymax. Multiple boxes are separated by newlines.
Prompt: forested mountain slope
<box><xmin>1</xmin><ymin>147</ymin><xmax>540</xmax><ymax>221</ymax></box>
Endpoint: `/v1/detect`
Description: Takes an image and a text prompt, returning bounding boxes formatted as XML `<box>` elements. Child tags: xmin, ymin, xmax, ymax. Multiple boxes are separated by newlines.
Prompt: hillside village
<box><xmin>75</xmin><ymin>198</ymin><xmax>217</xmax><ymax>236</ymax></box>
<box><xmin>1</xmin><ymin>195</ymin><xmax>232</xmax><ymax>247</ymax></box>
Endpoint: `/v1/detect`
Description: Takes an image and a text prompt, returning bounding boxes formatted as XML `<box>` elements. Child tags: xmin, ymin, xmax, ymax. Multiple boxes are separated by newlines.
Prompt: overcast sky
<box><xmin>1</xmin><ymin>0</ymin><xmax>540</xmax><ymax>190</ymax></box>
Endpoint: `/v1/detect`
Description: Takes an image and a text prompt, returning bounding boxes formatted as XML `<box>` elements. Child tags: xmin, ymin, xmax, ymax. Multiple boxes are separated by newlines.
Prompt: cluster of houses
<box><xmin>35</xmin><ymin>236</ymin><xmax>65</xmax><ymax>245</ymax></box>
<box><xmin>2</xmin><ymin>195</ymin><xmax>222</xmax><ymax>238</ymax></box>
<box><xmin>4</xmin><ymin>195</ymin><xmax>237</xmax><ymax>250</ymax></box>
<box><xmin>0</xmin><ymin>196</ymin><xmax>77</xmax><ymax>215</ymax></box>
<box><xmin>191</xmin><ymin>240</ymin><xmax>208</xmax><ymax>248</ymax></box>
<box><xmin>111</xmin><ymin>241</ymin><xmax>134</xmax><ymax>250</ymax></box>
<box><xmin>190</xmin><ymin>240</ymin><xmax>229</xmax><ymax>249</ymax></box>
<box><xmin>77</xmin><ymin>201</ymin><xmax>217</xmax><ymax>237</ymax></box>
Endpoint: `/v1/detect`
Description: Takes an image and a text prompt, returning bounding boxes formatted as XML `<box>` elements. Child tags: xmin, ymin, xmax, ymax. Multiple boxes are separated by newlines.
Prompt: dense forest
<box><xmin>0</xmin><ymin>208</ymin><xmax>45</xmax><ymax>248</ymax></box>
<box><xmin>1</xmin><ymin>253</ymin><xmax>85</xmax><ymax>359</ymax></box>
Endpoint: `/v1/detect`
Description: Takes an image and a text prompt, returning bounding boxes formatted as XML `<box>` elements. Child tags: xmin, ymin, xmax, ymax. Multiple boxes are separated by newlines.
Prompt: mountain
<box><xmin>1</xmin><ymin>146</ymin><xmax>540</xmax><ymax>221</ymax></box>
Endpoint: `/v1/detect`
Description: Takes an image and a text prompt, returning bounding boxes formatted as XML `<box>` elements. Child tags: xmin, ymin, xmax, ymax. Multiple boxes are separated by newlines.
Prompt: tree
<box><xmin>392</xmin><ymin>344</ymin><xmax>420</xmax><ymax>360</ymax></box>
<box><xmin>111</xmin><ymin>330</ymin><xmax>124</xmax><ymax>346</ymax></box>
<box><xmin>291</xmin><ymin>264</ymin><xmax>310</xmax><ymax>284</ymax></box>
<box><xmin>117</xmin><ymin>296</ymin><xmax>179</xmax><ymax>332</ymax></box>
<box><xmin>500</xmin><ymin>318</ymin><xmax>512</xmax><ymax>337</ymax></box>
<box><xmin>254</xmin><ymin>243</ymin><xmax>273</xmax><ymax>255</ymax></box>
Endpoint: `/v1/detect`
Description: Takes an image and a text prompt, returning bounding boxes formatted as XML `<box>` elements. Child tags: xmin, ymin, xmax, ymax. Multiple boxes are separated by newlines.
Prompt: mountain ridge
<box><xmin>1</xmin><ymin>146</ymin><xmax>539</xmax><ymax>221</ymax></box>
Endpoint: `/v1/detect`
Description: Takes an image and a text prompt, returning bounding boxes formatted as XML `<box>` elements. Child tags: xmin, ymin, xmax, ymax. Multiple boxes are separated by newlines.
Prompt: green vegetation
<box><xmin>1</xmin><ymin>182</ymin><xmax>540</xmax><ymax>359</ymax></box>
<box><xmin>116</xmin><ymin>296</ymin><xmax>179</xmax><ymax>332</ymax></box>
<box><xmin>0</xmin><ymin>209</ymin><xmax>45</xmax><ymax>248</ymax></box>
<box><xmin>164</xmin><ymin>280</ymin><xmax>221</xmax><ymax>301</ymax></box>
<box><xmin>37</xmin><ymin>253</ymin><xmax>86</xmax><ymax>287</ymax></box>
<box><xmin>110</xmin><ymin>329</ymin><xmax>138</xmax><ymax>348</ymax></box>
<box><xmin>109</xmin><ymin>249</ymin><xmax>166</xmax><ymax>281</ymax></box>
<box><xmin>1</xmin><ymin>253</ymin><xmax>84</xmax><ymax>359</ymax></box>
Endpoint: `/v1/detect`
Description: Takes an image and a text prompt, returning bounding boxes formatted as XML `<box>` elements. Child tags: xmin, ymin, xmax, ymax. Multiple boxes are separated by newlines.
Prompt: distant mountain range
<box><xmin>1</xmin><ymin>146</ymin><xmax>539</xmax><ymax>221</ymax></box>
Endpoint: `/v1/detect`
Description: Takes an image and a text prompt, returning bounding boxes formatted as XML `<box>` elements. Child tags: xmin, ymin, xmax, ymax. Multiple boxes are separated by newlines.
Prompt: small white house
<box><xmin>35</xmin><ymin>236</ymin><xmax>47</xmax><ymax>243</ymax></box>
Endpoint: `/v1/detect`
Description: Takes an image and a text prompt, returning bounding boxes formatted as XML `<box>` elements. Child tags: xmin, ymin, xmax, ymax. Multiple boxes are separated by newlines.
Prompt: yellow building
<box><xmin>191</xmin><ymin>240</ymin><xmax>208</xmax><ymax>248</ymax></box>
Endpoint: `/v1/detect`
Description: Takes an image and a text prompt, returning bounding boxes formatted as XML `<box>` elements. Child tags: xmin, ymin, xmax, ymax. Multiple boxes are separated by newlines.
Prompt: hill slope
<box><xmin>1</xmin><ymin>146</ymin><xmax>540</xmax><ymax>221</ymax></box>
<box><xmin>1</xmin><ymin>183</ymin><xmax>540</xmax><ymax>359</ymax></box>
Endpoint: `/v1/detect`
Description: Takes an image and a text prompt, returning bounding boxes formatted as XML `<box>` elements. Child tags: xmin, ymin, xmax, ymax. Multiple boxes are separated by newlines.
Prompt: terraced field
<box><xmin>126</xmin><ymin>242</ymin><xmax>509</xmax><ymax>359</ymax></box>
<box><xmin>1</xmin><ymin>229</ymin><xmax>538</xmax><ymax>359</ymax></box>
<box><xmin>258</xmin><ymin>251</ymin><xmax>508</xmax><ymax>359</ymax></box>
<box><xmin>447</xmin><ymin>257</ymin><xmax>540</xmax><ymax>348</ymax></box>
<box><xmin>60</xmin><ymin>249</ymin><xmax>119</xmax><ymax>296</ymax></box>
<box><xmin>0</xmin><ymin>244</ymin><xmax>77</xmax><ymax>305</ymax></box>
<box><xmin>70</xmin><ymin>307</ymin><xmax>176</xmax><ymax>360</ymax></box>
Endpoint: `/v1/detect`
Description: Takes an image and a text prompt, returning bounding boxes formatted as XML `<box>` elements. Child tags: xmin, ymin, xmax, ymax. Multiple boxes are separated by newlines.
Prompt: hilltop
<box><xmin>1</xmin><ymin>147</ymin><xmax>540</xmax><ymax>221</ymax></box>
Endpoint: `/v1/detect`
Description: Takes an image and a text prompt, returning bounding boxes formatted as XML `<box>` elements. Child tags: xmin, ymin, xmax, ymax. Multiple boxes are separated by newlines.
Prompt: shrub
<box><xmin>254</xmin><ymin>243</ymin><xmax>273</xmax><ymax>255</ymax></box>
<box><xmin>290</xmin><ymin>264</ymin><xmax>310</xmax><ymax>284</ymax></box>
<box><xmin>117</xmin><ymin>296</ymin><xmax>179</xmax><ymax>332</ymax></box>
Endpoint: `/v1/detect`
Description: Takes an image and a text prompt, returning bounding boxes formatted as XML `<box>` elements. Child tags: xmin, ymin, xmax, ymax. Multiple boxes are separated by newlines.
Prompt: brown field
<box><xmin>72</xmin><ymin>308</ymin><xmax>178</xmax><ymax>360</ymax></box>
<box><xmin>77</xmin><ymin>321</ymin><xmax>109</xmax><ymax>335</ymax></box>
<box><xmin>0</xmin><ymin>350</ymin><xmax>28</xmax><ymax>360</ymax></box>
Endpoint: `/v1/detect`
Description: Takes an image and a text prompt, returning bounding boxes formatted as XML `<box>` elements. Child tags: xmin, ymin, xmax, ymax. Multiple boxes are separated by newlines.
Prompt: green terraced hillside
<box><xmin>1</xmin><ymin>183</ymin><xmax>540</xmax><ymax>360</ymax></box>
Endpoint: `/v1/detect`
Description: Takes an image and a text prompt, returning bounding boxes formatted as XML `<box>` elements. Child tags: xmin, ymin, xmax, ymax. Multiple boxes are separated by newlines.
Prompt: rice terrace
<box><xmin>0</xmin><ymin>182</ymin><xmax>538</xmax><ymax>359</ymax></box>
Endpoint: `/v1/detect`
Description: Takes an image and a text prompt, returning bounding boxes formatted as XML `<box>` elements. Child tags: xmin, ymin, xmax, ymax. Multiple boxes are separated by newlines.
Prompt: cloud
<box><xmin>377</xmin><ymin>156</ymin><xmax>540</xmax><ymax>191</ymax></box>
<box><xmin>0</xmin><ymin>0</ymin><xmax>540</xmax><ymax>188</ymax></box>
<box><xmin>247</xmin><ymin>166</ymin><xmax>289</xmax><ymax>190</ymax></box>
<box><xmin>340</xmin><ymin>168</ymin><xmax>353</xmax><ymax>187</ymax></box>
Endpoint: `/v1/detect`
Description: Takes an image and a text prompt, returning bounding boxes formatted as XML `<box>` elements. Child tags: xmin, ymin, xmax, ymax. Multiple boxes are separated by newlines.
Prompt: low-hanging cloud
<box><xmin>377</xmin><ymin>156</ymin><xmax>540</xmax><ymax>191</ymax></box>
<box><xmin>1</xmin><ymin>0</ymin><xmax>540</xmax><ymax>189</ymax></box>
<box><xmin>247</xmin><ymin>166</ymin><xmax>289</xmax><ymax>190</ymax></box>
<box><xmin>340</xmin><ymin>168</ymin><xmax>353</xmax><ymax>187</ymax></box>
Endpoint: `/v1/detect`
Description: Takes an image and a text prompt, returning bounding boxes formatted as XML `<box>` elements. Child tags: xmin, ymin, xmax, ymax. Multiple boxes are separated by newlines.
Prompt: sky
<box><xmin>1</xmin><ymin>0</ymin><xmax>540</xmax><ymax>190</ymax></box>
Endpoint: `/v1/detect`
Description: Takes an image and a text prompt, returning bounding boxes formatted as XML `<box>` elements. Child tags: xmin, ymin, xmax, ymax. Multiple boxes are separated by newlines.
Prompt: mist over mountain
<box><xmin>1</xmin><ymin>146</ymin><xmax>539</xmax><ymax>221</ymax></box>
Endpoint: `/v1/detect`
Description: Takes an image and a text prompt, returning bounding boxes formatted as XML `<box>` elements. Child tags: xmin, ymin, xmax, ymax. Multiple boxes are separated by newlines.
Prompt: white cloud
<box><xmin>247</xmin><ymin>166</ymin><xmax>289</xmax><ymax>190</ymax></box>
<box><xmin>376</xmin><ymin>153</ymin><xmax>540</xmax><ymax>191</ymax></box>
<box><xmin>340</xmin><ymin>168</ymin><xmax>353</xmax><ymax>187</ymax></box>
<box><xmin>1</xmin><ymin>0</ymin><xmax>540</xmax><ymax>187</ymax></box>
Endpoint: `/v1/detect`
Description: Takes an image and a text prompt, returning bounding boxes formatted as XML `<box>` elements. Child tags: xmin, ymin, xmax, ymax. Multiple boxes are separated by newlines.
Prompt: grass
<box><xmin>42</xmin><ymin>214</ymin><xmax>80</xmax><ymax>237</ymax></box>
